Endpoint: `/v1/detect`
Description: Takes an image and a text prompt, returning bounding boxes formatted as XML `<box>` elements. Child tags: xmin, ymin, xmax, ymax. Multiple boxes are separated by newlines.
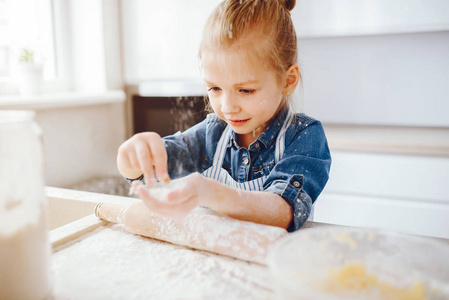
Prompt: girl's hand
<box><xmin>117</xmin><ymin>132</ymin><xmax>170</xmax><ymax>185</ymax></box>
<box><xmin>134</xmin><ymin>173</ymin><xmax>212</xmax><ymax>218</ymax></box>
<box><xmin>133</xmin><ymin>172</ymin><xmax>292</xmax><ymax>228</ymax></box>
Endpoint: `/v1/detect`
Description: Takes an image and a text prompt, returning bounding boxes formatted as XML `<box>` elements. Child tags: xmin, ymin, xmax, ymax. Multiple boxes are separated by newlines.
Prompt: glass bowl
<box><xmin>267</xmin><ymin>226</ymin><xmax>449</xmax><ymax>300</ymax></box>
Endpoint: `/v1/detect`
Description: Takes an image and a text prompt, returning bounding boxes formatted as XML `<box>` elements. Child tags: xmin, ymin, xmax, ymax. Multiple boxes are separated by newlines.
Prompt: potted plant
<box><xmin>16</xmin><ymin>48</ymin><xmax>44</xmax><ymax>96</ymax></box>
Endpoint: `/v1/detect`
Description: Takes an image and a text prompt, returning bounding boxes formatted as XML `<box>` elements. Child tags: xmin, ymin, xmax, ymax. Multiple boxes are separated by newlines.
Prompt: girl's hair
<box><xmin>199</xmin><ymin>0</ymin><xmax>299</xmax><ymax>82</ymax></box>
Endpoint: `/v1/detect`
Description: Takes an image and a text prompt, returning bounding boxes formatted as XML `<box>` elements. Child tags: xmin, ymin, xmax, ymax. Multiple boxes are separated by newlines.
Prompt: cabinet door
<box><xmin>315</xmin><ymin>151</ymin><xmax>449</xmax><ymax>239</ymax></box>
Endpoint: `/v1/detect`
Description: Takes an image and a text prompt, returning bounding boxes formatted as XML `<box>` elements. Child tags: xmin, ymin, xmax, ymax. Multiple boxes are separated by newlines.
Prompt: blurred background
<box><xmin>0</xmin><ymin>0</ymin><xmax>448</xmax><ymax>238</ymax></box>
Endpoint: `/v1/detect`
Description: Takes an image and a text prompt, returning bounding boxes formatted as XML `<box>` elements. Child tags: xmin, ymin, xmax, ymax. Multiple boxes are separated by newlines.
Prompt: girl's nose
<box><xmin>221</xmin><ymin>93</ymin><xmax>240</xmax><ymax>114</ymax></box>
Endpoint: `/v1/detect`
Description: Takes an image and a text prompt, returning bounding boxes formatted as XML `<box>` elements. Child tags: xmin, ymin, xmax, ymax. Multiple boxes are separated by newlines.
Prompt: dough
<box><xmin>322</xmin><ymin>262</ymin><xmax>426</xmax><ymax>300</ymax></box>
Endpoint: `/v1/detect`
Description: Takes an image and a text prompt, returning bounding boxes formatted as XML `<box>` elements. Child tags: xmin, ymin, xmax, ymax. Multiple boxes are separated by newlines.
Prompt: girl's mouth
<box><xmin>228</xmin><ymin>118</ymin><xmax>250</xmax><ymax>126</ymax></box>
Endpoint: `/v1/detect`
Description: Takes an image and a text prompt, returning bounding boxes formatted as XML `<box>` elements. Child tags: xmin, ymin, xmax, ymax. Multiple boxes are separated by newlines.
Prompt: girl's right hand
<box><xmin>117</xmin><ymin>132</ymin><xmax>170</xmax><ymax>185</ymax></box>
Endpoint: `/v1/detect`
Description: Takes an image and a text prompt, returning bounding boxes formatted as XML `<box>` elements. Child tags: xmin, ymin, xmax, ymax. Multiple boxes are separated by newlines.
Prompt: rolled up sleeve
<box><xmin>163</xmin><ymin>118</ymin><xmax>209</xmax><ymax>179</ymax></box>
<box><xmin>264</xmin><ymin>120</ymin><xmax>331</xmax><ymax>232</ymax></box>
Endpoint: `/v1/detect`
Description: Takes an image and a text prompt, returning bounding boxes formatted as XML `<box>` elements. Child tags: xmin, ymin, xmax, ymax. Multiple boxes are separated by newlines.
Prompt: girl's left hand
<box><xmin>134</xmin><ymin>173</ymin><xmax>212</xmax><ymax>218</ymax></box>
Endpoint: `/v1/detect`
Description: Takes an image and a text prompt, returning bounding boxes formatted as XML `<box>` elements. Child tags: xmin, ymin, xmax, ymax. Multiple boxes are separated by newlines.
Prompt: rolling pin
<box><xmin>94</xmin><ymin>201</ymin><xmax>287</xmax><ymax>264</ymax></box>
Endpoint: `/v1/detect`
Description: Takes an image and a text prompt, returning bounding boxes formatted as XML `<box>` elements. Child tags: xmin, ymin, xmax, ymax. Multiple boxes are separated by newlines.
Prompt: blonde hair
<box><xmin>199</xmin><ymin>0</ymin><xmax>299</xmax><ymax>82</ymax></box>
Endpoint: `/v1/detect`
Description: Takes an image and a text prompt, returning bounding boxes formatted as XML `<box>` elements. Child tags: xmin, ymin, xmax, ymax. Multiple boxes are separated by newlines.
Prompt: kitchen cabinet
<box><xmin>292</xmin><ymin>0</ymin><xmax>449</xmax><ymax>38</ymax></box>
<box><xmin>315</xmin><ymin>150</ymin><xmax>449</xmax><ymax>239</ymax></box>
<box><xmin>313</xmin><ymin>124</ymin><xmax>449</xmax><ymax>240</ymax></box>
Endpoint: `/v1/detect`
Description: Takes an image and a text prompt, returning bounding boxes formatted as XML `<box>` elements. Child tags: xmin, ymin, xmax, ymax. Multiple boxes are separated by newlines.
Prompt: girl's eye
<box><xmin>208</xmin><ymin>87</ymin><xmax>221</xmax><ymax>93</ymax></box>
<box><xmin>239</xmin><ymin>89</ymin><xmax>255</xmax><ymax>95</ymax></box>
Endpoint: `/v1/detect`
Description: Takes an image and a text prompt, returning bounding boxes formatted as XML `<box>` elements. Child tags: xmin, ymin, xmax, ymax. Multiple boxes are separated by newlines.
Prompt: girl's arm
<box><xmin>204</xmin><ymin>176</ymin><xmax>293</xmax><ymax>229</ymax></box>
<box><xmin>117</xmin><ymin>117</ymin><xmax>211</xmax><ymax>184</ymax></box>
<box><xmin>134</xmin><ymin>173</ymin><xmax>293</xmax><ymax>229</ymax></box>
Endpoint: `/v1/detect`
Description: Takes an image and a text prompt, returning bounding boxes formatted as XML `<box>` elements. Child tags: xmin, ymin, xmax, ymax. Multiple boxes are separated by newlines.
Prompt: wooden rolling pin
<box><xmin>95</xmin><ymin>201</ymin><xmax>287</xmax><ymax>264</ymax></box>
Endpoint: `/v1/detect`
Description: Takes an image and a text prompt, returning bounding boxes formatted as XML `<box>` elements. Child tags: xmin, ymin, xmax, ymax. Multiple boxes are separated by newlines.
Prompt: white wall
<box><xmin>35</xmin><ymin>102</ymin><xmax>126</xmax><ymax>187</ymax></box>
<box><xmin>292</xmin><ymin>0</ymin><xmax>449</xmax><ymax>127</ymax></box>
<box><xmin>299</xmin><ymin>31</ymin><xmax>449</xmax><ymax>127</ymax></box>
<box><xmin>121</xmin><ymin>0</ymin><xmax>221</xmax><ymax>85</ymax></box>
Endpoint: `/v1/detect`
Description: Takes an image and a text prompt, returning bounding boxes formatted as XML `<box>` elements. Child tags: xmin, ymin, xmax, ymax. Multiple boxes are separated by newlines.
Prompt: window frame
<box><xmin>0</xmin><ymin>0</ymin><xmax>72</xmax><ymax>95</ymax></box>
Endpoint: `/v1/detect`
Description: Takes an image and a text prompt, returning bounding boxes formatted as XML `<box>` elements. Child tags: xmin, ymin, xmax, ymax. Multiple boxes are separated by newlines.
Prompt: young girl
<box><xmin>117</xmin><ymin>0</ymin><xmax>331</xmax><ymax>232</ymax></box>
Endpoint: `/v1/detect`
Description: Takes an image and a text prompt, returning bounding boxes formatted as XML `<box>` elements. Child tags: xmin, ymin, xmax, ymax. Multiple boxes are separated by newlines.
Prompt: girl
<box><xmin>117</xmin><ymin>0</ymin><xmax>331</xmax><ymax>232</ymax></box>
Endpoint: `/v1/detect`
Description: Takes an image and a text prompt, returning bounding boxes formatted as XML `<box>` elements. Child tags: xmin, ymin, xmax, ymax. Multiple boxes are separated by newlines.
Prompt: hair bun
<box><xmin>280</xmin><ymin>0</ymin><xmax>296</xmax><ymax>11</ymax></box>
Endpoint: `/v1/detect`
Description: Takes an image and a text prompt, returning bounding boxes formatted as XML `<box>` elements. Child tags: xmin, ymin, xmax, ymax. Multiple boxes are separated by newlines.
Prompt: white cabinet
<box><xmin>315</xmin><ymin>150</ymin><xmax>449</xmax><ymax>239</ymax></box>
<box><xmin>292</xmin><ymin>0</ymin><xmax>449</xmax><ymax>38</ymax></box>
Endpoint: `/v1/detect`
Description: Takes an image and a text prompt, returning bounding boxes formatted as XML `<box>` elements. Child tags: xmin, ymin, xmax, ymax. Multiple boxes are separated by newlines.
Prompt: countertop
<box><xmin>324</xmin><ymin>124</ymin><xmax>449</xmax><ymax>157</ymax></box>
<box><xmin>50</xmin><ymin>215</ymin><xmax>332</xmax><ymax>300</ymax></box>
<box><xmin>47</xmin><ymin>188</ymin><xmax>448</xmax><ymax>299</ymax></box>
<box><xmin>51</xmin><ymin>222</ymin><xmax>271</xmax><ymax>299</ymax></box>
<box><xmin>50</xmin><ymin>216</ymin><xmax>448</xmax><ymax>300</ymax></box>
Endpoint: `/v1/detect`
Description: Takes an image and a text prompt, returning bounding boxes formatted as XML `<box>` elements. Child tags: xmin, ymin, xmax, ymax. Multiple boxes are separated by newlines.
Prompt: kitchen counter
<box><xmin>51</xmin><ymin>222</ymin><xmax>272</xmax><ymax>299</ymax></box>
<box><xmin>324</xmin><ymin>124</ymin><xmax>449</xmax><ymax>157</ymax></box>
<box><xmin>47</xmin><ymin>189</ymin><xmax>448</xmax><ymax>299</ymax></box>
<box><xmin>50</xmin><ymin>219</ymin><xmax>333</xmax><ymax>300</ymax></box>
<box><xmin>47</xmin><ymin>188</ymin><xmax>332</xmax><ymax>299</ymax></box>
<box><xmin>48</xmin><ymin>188</ymin><xmax>272</xmax><ymax>299</ymax></box>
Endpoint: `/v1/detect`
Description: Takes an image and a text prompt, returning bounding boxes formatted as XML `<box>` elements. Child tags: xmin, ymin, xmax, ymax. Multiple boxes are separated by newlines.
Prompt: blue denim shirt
<box><xmin>162</xmin><ymin>107</ymin><xmax>331</xmax><ymax>232</ymax></box>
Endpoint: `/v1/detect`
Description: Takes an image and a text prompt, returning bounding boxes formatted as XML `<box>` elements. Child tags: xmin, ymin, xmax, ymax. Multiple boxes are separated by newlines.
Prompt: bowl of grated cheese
<box><xmin>267</xmin><ymin>226</ymin><xmax>449</xmax><ymax>300</ymax></box>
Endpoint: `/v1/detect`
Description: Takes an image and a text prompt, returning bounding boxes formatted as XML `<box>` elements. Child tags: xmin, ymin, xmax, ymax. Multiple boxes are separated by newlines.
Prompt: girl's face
<box><xmin>202</xmin><ymin>48</ymin><xmax>285</xmax><ymax>148</ymax></box>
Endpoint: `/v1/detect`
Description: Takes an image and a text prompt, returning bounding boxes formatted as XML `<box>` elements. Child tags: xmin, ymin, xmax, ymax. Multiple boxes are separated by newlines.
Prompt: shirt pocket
<box><xmin>253</xmin><ymin>159</ymin><xmax>275</xmax><ymax>178</ymax></box>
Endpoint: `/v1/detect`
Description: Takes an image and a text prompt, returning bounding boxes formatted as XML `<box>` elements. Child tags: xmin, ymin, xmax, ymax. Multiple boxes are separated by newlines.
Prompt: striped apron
<box><xmin>202</xmin><ymin>113</ymin><xmax>314</xmax><ymax>220</ymax></box>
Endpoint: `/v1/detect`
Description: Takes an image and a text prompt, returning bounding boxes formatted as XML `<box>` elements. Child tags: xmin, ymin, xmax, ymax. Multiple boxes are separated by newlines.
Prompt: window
<box><xmin>0</xmin><ymin>0</ymin><xmax>56</xmax><ymax>94</ymax></box>
<box><xmin>0</xmin><ymin>0</ymin><xmax>10</xmax><ymax>78</ymax></box>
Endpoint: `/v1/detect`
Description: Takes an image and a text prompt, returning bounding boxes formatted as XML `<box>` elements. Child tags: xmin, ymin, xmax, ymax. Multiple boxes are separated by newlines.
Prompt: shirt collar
<box><xmin>227</xmin><ymin>105</ymin><xmax>290</xmax><ymax>149</ymax></box>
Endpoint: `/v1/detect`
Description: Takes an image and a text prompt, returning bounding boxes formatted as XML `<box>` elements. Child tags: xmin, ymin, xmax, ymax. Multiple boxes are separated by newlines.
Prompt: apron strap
<box><xmin>275</xmin><ymin>111</ymin><xmax>294</xmax><ymax>163</ymax></box>
<box><xmin>211</xmin><ymin>126</ymin><xmax>231</xmax><ymax>175</ymax></box>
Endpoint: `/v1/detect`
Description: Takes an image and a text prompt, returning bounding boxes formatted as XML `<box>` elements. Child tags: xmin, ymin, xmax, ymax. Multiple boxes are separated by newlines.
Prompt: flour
<box><xmin>97</xmin><ymin>202</ymin><xmax>287</xmax><ymax>264</ymax></box>
<box><xmin>0</xmin><ymin>111</ymin><xmax>51</xmax><ymax>300</ymax></box>
<box><xmin>150</xmin><ymin>207</ymin><xmax>284</xmax><ymax>262</ymax></box>
<box><xmin>0</xmin><ymin>210</ymin><xmax>51</xmax><ymax>300</ymax></box>
<box><xmin>148</xmin><ymin>184</ymin><xmax>173</xmax><ymax>202</ymax></box>
<box><xmin>130</xmin><ymin>177</ymin><xmax>189</xmax><ymax>202</ymax></box>
<box><xmin>52</xmin><ymin>224</ymin><xmax>273</xmax><ymax>300</ymax></box>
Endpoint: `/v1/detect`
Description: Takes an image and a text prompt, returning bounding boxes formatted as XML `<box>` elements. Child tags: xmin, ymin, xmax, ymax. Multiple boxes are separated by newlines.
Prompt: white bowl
<box><xmin>267</xmin><ymin>226</ymin><xmax>449</xmax><ymax>300</ymax></box>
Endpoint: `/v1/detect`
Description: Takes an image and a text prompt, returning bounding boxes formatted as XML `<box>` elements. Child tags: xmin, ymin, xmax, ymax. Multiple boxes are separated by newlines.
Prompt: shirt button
<box><xmin>243</xmin><ymin>157</ymin><xmax>249</xmax><ymax>165</ymax></box>
<box><xmin>254</xmin><ymin>142</ymin><xmax>260</xmax><ymax>149</ymax></box>
<box><xmin>293</xmin><ymin>181</ymin><xmax>301</xmax><ymax>188</ymax></box>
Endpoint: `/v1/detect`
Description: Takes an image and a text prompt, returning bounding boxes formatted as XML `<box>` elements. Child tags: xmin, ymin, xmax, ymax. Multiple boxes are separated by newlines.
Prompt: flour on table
<box><xmin>51</xmin><ymin>224</ymin><xmax>273</xmax><ymax>300</ymax></box>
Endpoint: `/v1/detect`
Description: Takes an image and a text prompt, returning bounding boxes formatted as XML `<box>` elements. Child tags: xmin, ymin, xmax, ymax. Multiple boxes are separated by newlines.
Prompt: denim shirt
<box><xmin>162</xmin><ymin>107</ymin><xmax>332</xmax><ymax>232</ymax></box>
